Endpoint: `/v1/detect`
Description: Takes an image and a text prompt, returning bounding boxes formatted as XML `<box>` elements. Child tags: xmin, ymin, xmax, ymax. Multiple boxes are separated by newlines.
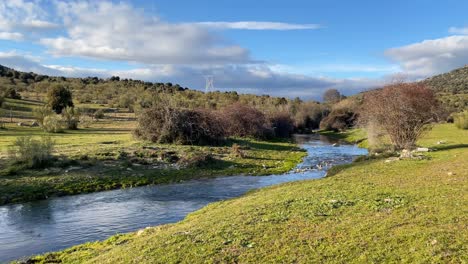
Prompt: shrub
<box><xmin>8</xmin><ymin>136</ymin><xmax>55</xmax><ymax>168</ymax></box>
<box><xmin>3</xmin><ymin>87</ymin><xmax>21</xmax><ymax>99</ymax></box>
<box><xmin>62</xmin><ymin>107</ymin><xmax>80</xmax><ymax>129</ymax></box>
<box><xmin>178</xmin><ymin>152</ymin><xmax>214</xmax><ymax>168</ymax></box>
<box><xmin>453</xmin><ymin>111</ymin><xmax>468</xmax><ymax>129</ymax></box>
<box><xmin>222</xmin><ymin>103</ymin><xmax>268</xmax><ymax>138</ymax></box>
<box><xmin>43</xmin><ymin>114</ymin><xmax>64</xmax><ymax>133</ymax></box>
<box><xmin>361</xmin><ymin>83</ymin><xmax>439</xmax><ymax>150</ymax></box>
<box><xmin>33</xmin><ymin>106</ymin><xmax>54</xmax><ymax>126</ymax></box>
<box><xmin>319</xmin><ymin>109</ymin><xmax>356</xmax><ymax>132</ymax></box>
<box><xmin>135</xmin><ymin>105</ymin><xmax>226</xmax><ymax>145</ymax></box>
<box><xmin>93</xmin><ymin>109</ymin><xmax>105</xmax><ymax>120</ymax></box>
<box><xmin>269</xmin><ymin>112</ymin><xmax>295</xmax><ymax>138</ymax></box>
<box><xmin>79</xmin><ymin>115</ymin><xmax>94</xmax><ymax>128</ymax></box>
<box><xmin>46</xmin><ymin>84</ymin><xmax>74</xmax><ymax>114</ymax></box>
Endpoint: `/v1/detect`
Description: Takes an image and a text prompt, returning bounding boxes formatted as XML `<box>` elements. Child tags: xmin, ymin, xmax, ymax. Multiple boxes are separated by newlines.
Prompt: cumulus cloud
<box><xmin>39</xmin><ymin>1</ymin><xmax>252</xmax><ymax>64</ymax></box>
<box><xmin>0</xmin><ymin>51</ymin><xmax>62</xmax><ymax>75</ymax></box>
<box><xmin>0</xmin><ymin>0</ymin><xmax>58</xmax><ymax>33</ymax></box>
<box><xmin>193</xmin><ymin>21</ymin><xmax>320</xmax><ymax>30</ymax></box>
<box><xmin>385</xmin><ymin>35</ymin><xmax>468</xmax><ymax>77</ymax></box>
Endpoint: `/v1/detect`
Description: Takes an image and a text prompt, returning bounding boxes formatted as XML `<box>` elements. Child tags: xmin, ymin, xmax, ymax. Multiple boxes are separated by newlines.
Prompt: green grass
<box><xmin>0</xmin><ymin>123</ymin><xmax>306</xmax><ymax>205</ymax></box>
<box><xmin>24</xmin><ymin>123</ymin><xmax>467</xmax><ymax>263</ymax></box>
<box><xmin>319</xmin><ymin>128</ymin><xmax>369</xmax><ymax>148</ymax></box>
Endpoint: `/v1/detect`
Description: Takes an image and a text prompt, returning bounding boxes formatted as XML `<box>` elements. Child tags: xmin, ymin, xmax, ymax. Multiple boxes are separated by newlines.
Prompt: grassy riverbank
<box><xmin>24</xmin><ymin>123</ymin><xmax>467</xmax><ymax>263</ymax></box>
<box><xmin>0</xmin><ymin>121</ymin><xmax>306</xmax><ymax>205</ymax></box>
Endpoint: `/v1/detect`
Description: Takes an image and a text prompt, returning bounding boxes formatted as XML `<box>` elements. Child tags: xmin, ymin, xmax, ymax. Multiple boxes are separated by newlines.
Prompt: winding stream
<box><xmin>0</xmin><ymin>134</ymin><xmax>367</xmax><ymax>262</ymax></box>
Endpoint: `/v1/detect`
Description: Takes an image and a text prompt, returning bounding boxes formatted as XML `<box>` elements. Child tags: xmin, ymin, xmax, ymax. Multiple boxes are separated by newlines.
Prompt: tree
<box><xmin>361</xmin><ymin>83</ymin><xmax>439</xmax><ymax>150</ymax></box>
<box><xmin>47</xmin><ymin>84</ymin><xmax>74</xmax><ymax>114</ymax></box>
<box><xmin>323</xmin><ymin>89</ymin><xmax>342</xmax><ymax>103</ymax></box>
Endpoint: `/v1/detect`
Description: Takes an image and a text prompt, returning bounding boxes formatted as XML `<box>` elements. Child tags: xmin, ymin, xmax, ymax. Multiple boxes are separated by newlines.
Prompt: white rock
<box><xmin>415</xmin><ymin>147</ymin><xmax>430</xmax><ymax>152</ymax></box>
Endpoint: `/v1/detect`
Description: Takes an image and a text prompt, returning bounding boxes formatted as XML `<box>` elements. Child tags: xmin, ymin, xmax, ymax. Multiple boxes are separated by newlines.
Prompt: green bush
<box><xmin>33</xmin><ymin>106</ymin><xmax>54</xmax><ymax>126</ymax></box>
<box><xmin>453</xmin><ymin>111</ymin><xmax>468</xmax><ymax>129</ymax></box>
<box><xmin>8</xmin><ymin>136</ymin><xmax>55</xmax><ymax>168</ymax></box>
<box><xmin>43</xmin><ymin>114</ymin><xmax>64</xmax><ymax>133</ymax></box>
<box><xmin>62</xmin><ymin>106</ymin><xmax>80</xmax><ymax>129</ymax></box>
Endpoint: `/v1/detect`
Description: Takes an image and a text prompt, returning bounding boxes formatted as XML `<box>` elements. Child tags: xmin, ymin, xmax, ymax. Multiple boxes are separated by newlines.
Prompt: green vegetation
<box><xmin>0</xmin><ymin>121</ymin><xmax>306</xmax><ymax>205</ymax></box>
<box><xmin>453</xmin><ymin>111</ymin><xmax>468</xmax><ymax>129</ymax></box>
<box><xmin>25</xmin><ymin>124</ymin><xmax>467</xmax><ymax>263</ymax></box>
<box><xmin>423</xmin><ymin>65</ymin><xmax>468</xmax><ymax>112</ymax></box>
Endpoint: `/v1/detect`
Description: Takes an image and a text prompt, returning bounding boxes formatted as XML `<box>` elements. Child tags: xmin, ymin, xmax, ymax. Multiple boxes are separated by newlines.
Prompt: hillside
<box><xmin>423</xmin><ymin>66</ymin><xmax>468</xmax><ymax>111</ymax></box>
<box><xmin>423</xmin><ymin>65</ymin><xmax>468</xmax><ymax>94</ymax></box>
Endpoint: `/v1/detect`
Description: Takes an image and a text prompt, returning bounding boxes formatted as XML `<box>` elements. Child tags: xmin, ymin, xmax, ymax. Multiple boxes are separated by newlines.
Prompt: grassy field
<box><xmin>23</xmin><ymin>123</ymin><xmax>467</xmax><ymax>263</ymax></box>
<box><xmin>0</xmin><ymin>112</ymin><xmax>306</xmax><ymax>205</ymax></box>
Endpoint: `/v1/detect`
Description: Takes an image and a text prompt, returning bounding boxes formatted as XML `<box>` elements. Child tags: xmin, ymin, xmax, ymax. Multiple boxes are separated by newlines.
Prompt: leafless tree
<box><xmin>361</xmin><ymin>83</ymin><xmax>439</xmax><ymax>150</ymax></box>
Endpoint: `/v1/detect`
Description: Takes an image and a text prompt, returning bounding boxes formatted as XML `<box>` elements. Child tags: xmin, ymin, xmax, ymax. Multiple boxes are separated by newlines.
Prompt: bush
<box><xmin>79</xmin><ymin>115</ymin><xmax>94</xmax><ymax>128</ymax></box>
<box><xmin>222</xmin><ymin>103</ymin><xmax>269</xmax><ymax>138</ymax></box>
<box><xmin>46</xmin><ymin>84</ymin><xmax>74</xmax><ymax>114</ymax></box>
<box><xmin>319</xmin><ymin>109</ymin><xmax>356</xmax><ymax>132</ymax></box>
<box><xmin>269</xmin><ymin>112</ymin><xmax>295</xmax><ymax>138</ymax></box>
<box><xmin>135</xmin><ymin>106</ymin><xmax>226</xmax><ymax>145</ymax></box>
<box><xmin>3</xmin><ymin>87</ymin><xmax>21</xmax><ymax>99</ymax></box>
<box><xmin>62</xmin><ymin>107</ymin><xmax>80</xmax><ymax>129</ymax></box>
<box><xmin>453</xmin><ymin>111</ymin><xmax>468</xmax><ymax>129</ymax></box>
<box><xmin>43</xmin><ymin>114</ymin><xmax>64</xmax><ymax>133</ymax></box>
<box><xmin>33</xmin><ymin>106</ymin><xmax>54</xmax><ymax>126</ymax></box>
<box><xmin>361</xmin><ymin>83</ymin><xmax>439</xmax><ymax>150</ymax></box>
<box><xmin>8</xmin><ymin>136</ymin><xmax>55</xmax><ymax>168</ymax></box>
<box><xmin>94</xmin><ymin>109</ymin><xmax>105</xmax><ymax>119</ymax></box>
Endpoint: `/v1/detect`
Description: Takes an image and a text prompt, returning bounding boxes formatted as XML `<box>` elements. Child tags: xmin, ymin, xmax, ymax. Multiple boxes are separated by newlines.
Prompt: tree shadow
<box><xmin>431</xmin><ymin>144</ymin><xmax>468</xmax><ymax>151</ymax></box>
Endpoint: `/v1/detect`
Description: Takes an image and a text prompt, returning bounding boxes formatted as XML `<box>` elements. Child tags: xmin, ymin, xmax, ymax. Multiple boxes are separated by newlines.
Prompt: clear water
<box><xmin>0</xmin><ymin>134</ymin><xmax>367</xmax><ymax>262</ymax></box>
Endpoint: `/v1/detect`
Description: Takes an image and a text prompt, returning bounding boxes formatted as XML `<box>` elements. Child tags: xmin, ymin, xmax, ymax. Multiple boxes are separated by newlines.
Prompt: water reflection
<box><xmin>0</xmin><ymin>135</ymin><xmax>367</xmax><ymax>262</ymax></box>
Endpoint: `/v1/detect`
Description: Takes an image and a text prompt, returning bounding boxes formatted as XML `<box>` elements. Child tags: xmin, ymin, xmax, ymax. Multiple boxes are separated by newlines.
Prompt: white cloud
<box><xmin>385</xmin><ymin>35</ymin><xmax>468</xmax><ymax>77</ymax></box>
<box><xmin>0</xmin><ymin>31</ymin><xmax>24</xmax><ymax>41</ymax></box>
<box><xmin>0</xmin><ymin>1</ymin><xmax>57</xmax><ymax>31</ymax></box>
<box><xmin>193</xmin><ymin>21</ymin><xmax>320</xmax><ymax>30</ymax></box>
<box><xmin>449</xmin><ymin>26</ymin><xmax>468</xmax><ymax>35</ymax></box>
<box><xmin>39</xmin><ymin>1</ymin><xmax>253</xmax><ymax>65</ymax></box>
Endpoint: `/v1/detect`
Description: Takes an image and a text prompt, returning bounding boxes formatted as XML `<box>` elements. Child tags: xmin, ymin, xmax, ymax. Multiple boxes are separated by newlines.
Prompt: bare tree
<box><xmin>361</xmin><ymin>83</ymin><xmax>439</xmax><ymax>150</ymax></box>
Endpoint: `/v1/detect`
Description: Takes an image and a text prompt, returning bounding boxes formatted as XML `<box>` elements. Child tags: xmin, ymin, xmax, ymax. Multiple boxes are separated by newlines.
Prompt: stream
<box><xmin>0</xmin><ymin>134</ymin><xmax>367</xmax><ymax>262</ymax></box>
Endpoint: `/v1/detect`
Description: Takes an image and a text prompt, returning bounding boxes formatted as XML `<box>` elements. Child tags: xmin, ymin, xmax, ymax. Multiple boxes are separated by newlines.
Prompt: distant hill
<box><xmin>423</xmin><ymin>65</ymin><xmax>468</xmax><ymax>94</ymax></box>
<box><xmin>422</xmin><ymin>66</ymin><xmax>468</xmax><ymax>112</ymax></box>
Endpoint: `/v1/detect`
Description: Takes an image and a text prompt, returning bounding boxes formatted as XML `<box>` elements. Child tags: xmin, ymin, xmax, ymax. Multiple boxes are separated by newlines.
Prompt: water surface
<box><xmin>0</xmin><ymin>134</ymin><xmax>367</xmax><ymax>262</ymax></box>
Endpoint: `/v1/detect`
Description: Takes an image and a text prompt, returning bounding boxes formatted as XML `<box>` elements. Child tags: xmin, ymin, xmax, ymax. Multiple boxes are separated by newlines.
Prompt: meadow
<box><xmin>0</xmin><ymin>99</ymin><xmax>306</xmax><ymax>205</ymax></box>
<box><xmin>22</xmin><ymin>123</ymin><xmax>467</xmax><ymax>263</ymax></box>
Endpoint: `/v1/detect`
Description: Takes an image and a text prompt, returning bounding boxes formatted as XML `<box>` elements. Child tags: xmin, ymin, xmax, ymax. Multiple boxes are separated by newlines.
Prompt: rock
<box><xmin>400</xmin><ymin>149</ymin><xmax>412</xmax><ymax>158</ymax></box>
<box><xmin>447</xmin><ymin>172</ymin><xmax>455</xmax><ymax>176</ymax></box>
<box><xmin>126</xmin><ymin>167</ymin><xmax>133</xmax><ymax>171</ymax></box>
<box><xmin>17</xmin><ymin>122</ymin><xmax>27</xmax><ymax>126</ymax></box>
<box><xmin>415</xmin><ymin>147</ymin><xmax>430</xmax><ymax>152</ymax></box>
<box><xmin>332</xmin><ymin>143</ymin><xmax>340</xmax><ymax>147</ymax></box>
<box><xmin>437</xmin><ymin>140</ymin><xmax>446</xmax><ymax>145</ymax></box>
<box><xmin>31</xmin><ymin>121</ymin><xmax>39</xmax><ymax>127</ymax></box>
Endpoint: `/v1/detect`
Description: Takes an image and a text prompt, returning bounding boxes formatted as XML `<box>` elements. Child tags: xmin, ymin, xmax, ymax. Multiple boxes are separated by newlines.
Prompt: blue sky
<box><xmin>0</xmin><ymin>0</ymin><xmax>467</xmax><ymax>99</ymax></box>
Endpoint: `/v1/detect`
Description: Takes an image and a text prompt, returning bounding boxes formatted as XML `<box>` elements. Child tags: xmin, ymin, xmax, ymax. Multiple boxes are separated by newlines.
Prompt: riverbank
<box><xmin>24</xmin><ymin>123</ymin><xmax>467</xmax><ymax>263</ymax></box>
<box><xmin>0</xmin><ymin>123</ymin><xmax>306</xmax><ymax>205</ymax></box>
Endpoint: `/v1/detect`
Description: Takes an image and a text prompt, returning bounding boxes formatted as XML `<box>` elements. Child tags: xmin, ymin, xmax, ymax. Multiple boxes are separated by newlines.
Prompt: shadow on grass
<box><xmin>431</xmin><ymin>144</ymin><xmax>468</xmax><ymax>151</ymax></box>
